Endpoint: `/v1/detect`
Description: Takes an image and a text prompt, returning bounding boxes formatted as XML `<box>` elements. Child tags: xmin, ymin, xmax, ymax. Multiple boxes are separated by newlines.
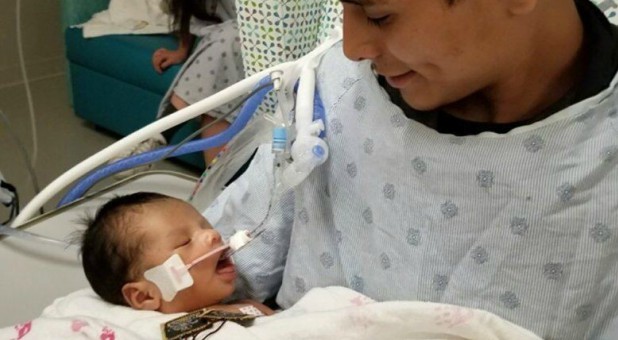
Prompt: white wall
<box><xmin>0</xmin><ymin>0</ymin><xmax>64</xmax><ymax>88</ymax></box>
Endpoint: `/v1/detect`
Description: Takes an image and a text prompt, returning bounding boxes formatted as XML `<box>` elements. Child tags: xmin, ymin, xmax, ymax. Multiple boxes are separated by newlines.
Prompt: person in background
<box><xmin>116</xmin><ymin>0</ymin><xmax>243</xmax><ymax>174</ymax></box>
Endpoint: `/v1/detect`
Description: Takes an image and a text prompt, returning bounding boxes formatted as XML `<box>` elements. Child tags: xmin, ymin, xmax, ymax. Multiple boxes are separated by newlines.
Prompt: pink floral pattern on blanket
<box><xmin>349</xmin><ymin>294</ymin><xmax>375</xmax><ymax>307</ymax></box>
<box><xmin>68</xmin><ymin>319</ymin><xmax>116</xmax><ymax>339</ymax></box>
<box><xmin>433</xmin><ymin>305</ymin><xmax>475</xmax><ymax>328</ymax></box>
<box><xmin>5</xmin><ymin>318</ymin><xmax>118</xmax><ymax>340</ymax></box>
<box><xmin>13</xmin><ymin>321</ymin><xmax>32</xmax><ymax>340</ymax></box>
<box><xmin>71</xmin><ymin>319</ymin><xmax>89</xmax><ymax>332</ymax></box>
<box><xmin>100</xmin><ymin>326</ymin><xmax>115</xmax><ymax>340</ymax></box>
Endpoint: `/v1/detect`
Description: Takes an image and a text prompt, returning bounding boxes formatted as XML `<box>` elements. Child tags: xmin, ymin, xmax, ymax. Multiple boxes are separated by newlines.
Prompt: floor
<box><xmin>0</xmin><ymin>73</ymin><xmax>199</xmax><ymax>224</ymax></box>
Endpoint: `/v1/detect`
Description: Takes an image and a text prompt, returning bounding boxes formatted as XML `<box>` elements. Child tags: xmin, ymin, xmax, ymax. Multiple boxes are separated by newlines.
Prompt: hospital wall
<box><xmin>0</xmin><ymin>0</ymin><xmax>76</xmax><ymax>327</ymax></box>
<box><xmin>0</xmin><ymin>0</ymin><xmax>64</xmax><ymax>88</ymax></box>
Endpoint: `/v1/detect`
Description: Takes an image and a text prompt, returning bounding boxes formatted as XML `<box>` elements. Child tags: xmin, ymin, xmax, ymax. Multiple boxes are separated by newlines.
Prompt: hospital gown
<box><xmin>157</xmin><ymin>0</ymin><xmax>243</xmax><ymax>119</ymax></box>
<box><xmin>206</xmin><ymin>43</ymin><xmax>618</xmax><ymax>339</ymax></box>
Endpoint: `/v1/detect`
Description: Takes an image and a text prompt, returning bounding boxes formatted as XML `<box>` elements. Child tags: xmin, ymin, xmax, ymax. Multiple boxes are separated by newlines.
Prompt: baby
<box><xmin>80</xmin><ymin>192</ymin><xmax>273</xmax><ymax>316</ymax></box>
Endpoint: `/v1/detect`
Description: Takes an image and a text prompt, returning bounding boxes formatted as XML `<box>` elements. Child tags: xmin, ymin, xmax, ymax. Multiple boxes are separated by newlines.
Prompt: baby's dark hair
<box><xmin>80</xmin><ymin>192</ymin><xmax>171</xmax><ymax>305</ymax></box>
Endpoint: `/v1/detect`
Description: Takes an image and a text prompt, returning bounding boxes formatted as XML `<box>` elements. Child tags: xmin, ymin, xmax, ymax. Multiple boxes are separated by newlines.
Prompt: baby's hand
<box><xmin>152</xmin><ymin>48</ymin><xmax>188</xmax><ymax>74</ymax></box>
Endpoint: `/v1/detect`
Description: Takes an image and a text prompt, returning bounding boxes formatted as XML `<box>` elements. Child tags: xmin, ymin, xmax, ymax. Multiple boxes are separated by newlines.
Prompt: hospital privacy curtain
<box><xmin>237</xmin><ymin>0</ymin><xmax>618</xmax><ymax>76</ymax></box>
<box><xmin>236</xmin><ymin>0</ymin><xmax>343</xmax><ymax>76</ymax></box>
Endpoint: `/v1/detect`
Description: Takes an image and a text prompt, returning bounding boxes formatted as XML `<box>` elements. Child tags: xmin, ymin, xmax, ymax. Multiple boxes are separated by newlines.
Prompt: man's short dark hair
<box><xmin>80</xmin><ymin>192</ymin><xmax>170</xmax><ymax>305</ymax></box>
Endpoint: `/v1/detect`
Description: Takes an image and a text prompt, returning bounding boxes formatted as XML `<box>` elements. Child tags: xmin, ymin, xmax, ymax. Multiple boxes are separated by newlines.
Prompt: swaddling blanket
<box><xmin>0</xmin><ymin>286</ymin><xmax>540</xmax><ymax>339</ymax></box>
<box><xmin>77</xmin><ymin>0</ymin><xmax>236</xmax><ymax>38</ymax></box>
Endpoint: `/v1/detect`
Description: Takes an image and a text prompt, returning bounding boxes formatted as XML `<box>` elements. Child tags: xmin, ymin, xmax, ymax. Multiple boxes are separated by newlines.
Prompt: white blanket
<box><xmin>0</xmin><ymin>286</ymin><xmax>541</xmax><ymax>339</ymax></box>
<box><xmin>79</xmin><ymin>0</ymin><xmax>171</xmax><ymax>38</ymax></box>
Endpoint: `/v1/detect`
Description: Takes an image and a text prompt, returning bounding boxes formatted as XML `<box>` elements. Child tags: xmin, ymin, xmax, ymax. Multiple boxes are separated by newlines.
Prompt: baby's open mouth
<box><xmin>215</xmin><ymin>251</ymin><xmax>235</xmax><ymax>274</ymax></box>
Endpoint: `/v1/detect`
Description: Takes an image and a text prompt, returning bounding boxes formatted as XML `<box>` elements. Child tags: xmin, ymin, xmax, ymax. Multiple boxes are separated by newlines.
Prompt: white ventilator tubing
<box><xmin>11</xmin><ymin>67</ymin><xmax>270</xmax><ymax>226</ymax></box>
<box><xmin>280</xmin><ymin>57</ymin><xmax>329</xmax><ymax>189</ymax></box>
<box><xmin>12</xmin><ymin>29</ymin><xmax>342</xmax><ymax>227</ymax></box>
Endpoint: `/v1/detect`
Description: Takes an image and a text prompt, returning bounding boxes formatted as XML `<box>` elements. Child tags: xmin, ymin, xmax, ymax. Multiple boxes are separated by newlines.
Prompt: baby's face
<box><xmin>135</xmin><ymin>198</ymin><xmax>236</xmax><ymax>313</ymax></box>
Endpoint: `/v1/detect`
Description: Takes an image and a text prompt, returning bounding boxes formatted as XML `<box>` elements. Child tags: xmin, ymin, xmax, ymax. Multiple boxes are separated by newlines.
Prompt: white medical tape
<box><xmin>144</xmin><ymin>253</ymin><xmax>193</xmax><ymax>302</ymax></box>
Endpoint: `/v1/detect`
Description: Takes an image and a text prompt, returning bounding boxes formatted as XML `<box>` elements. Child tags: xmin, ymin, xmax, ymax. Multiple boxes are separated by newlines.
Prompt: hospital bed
<box><xmin>0</xmin><ymin>172</ymin><xmax>197</xmax><ymax>326</ymax></box>
<box><xmin>0</xmin><ymin>0</ymin><xmax>343</xmax><ymax>327</ymax></box>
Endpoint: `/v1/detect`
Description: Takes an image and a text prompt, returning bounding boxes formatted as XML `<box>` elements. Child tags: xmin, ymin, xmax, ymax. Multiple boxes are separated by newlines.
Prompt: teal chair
<box><xmin>61</xmin><ymin>0</ymin><xmax>205</xmax><ymax>170</ymax></box>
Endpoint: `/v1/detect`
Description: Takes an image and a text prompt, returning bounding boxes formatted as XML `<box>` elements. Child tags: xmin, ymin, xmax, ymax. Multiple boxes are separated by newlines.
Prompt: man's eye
<box><xmin>367</xmin><ymin>15</ymin><xmax>390</xmax><ymax>27</ymax></box>
<box><xmin>178</xmin><ymin>239</ymin><xmax>191</xmax><ymax>247</ymax></box>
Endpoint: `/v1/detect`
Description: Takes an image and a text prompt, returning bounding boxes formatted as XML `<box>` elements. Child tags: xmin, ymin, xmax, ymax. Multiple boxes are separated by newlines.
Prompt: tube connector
<box><xmin>0</xmin><ymin>172</ymin><xmax>15</xmax><ymax>206</ymax></box>
<box><xmin>281</xmin><ymin>134</ymin><xmax>329</xmax><ymax>189</ymax></box>
<box><xmin>272</xmin><ymin>127</ymin><xmax>288</xmax><ymax>154</ymax></box>
<box><xmin>229</xmin><ymin>230</ymin><xmax>252</xmax><ymax>251</ymax></box>
<box><xmin>270</xmin><ymin>70</ymin><xmax>284</xmax><ymax>91</ymax></box>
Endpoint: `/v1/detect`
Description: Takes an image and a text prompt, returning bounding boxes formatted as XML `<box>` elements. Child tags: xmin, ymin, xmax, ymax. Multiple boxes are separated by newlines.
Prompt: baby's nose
<box><xmin>200</xmin><ymin>229</ymin><xmax>221</xmax><ymax>245</ymax></box>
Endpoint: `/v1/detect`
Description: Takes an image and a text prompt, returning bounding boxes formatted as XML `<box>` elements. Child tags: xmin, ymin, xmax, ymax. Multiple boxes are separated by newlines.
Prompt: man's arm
<box><xmin>205</xmin><ymin>145</ymin><xmax>295</xmax><ymax>302</ymax></box>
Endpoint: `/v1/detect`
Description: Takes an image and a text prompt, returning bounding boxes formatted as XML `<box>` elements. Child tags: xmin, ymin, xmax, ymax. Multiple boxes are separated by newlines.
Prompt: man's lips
<box><xmin>384</xmin><ymin>70</ymin><xmax>416</xmax><ymax>89</ymax></box>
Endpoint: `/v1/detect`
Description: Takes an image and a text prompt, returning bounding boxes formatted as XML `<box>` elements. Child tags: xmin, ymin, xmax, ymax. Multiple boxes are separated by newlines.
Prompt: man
<box><xmin>209</xmin><ymin>1</ymin><xmax>618</xmax><ymax>338</ymax></box>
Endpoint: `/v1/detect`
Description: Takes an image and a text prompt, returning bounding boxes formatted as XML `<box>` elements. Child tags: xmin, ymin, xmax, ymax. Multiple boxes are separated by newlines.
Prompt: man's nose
<box><xmin>342</xmin><ymin>12</ymin><xmax>381</xmax><ymax>62</ymax></box>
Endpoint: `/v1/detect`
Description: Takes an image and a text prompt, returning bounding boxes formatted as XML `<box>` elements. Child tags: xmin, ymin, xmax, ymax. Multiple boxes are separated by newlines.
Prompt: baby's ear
<box><xmin>121</xmin><ymin>280</ymin><xmax>162</xmax><ymax>311</ymax></box>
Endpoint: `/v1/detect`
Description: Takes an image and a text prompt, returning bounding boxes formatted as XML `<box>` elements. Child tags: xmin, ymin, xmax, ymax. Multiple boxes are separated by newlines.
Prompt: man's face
<box><xmin>136</xmin><ymin>199</ymin><xmax>236</xmax><ymax>313</ymax></box>
<box><xmin>341</xmin><ymin>0</ymin><xmax>518</xmax><ymax>111</ymax></box>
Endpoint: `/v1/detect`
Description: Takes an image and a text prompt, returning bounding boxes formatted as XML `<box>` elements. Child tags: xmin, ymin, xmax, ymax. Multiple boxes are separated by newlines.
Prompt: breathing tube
<box><xmin>57</xmin><ymin>77</ymin><xmax>274</xmax><ymax>208</ymax></box>
<box><xmin>145</xmin><ymin>230</ymin><xmax>254</xmax><ymax>302</ymax></box>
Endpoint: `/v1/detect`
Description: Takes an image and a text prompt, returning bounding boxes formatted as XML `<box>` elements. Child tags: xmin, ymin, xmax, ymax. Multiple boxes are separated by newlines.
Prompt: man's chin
<box><xmin>400</xmin><ymin>92</ymin><xmax>444</xmax><ymax>112</ymax></box>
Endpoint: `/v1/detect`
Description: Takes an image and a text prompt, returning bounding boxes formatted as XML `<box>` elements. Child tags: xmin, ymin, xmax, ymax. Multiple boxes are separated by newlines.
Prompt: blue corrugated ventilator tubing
<box><xmin>58</xmin><ymin>78</ymin><xmax>326</xmax><ymax>207</ymax></box>
<box><xmin>57</xmin><ymin>77</ymin><xmax>274</xmax><ymax>207</ymax></box>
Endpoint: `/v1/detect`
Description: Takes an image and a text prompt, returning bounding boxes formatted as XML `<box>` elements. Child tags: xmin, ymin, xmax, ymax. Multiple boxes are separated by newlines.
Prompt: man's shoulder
<box><xmin>317</xmin><ymin>41</ymin><xmax>357</xmax><ymax>76</ymax></box>
<box><xmin>316</xmin><ymin>42</ymin><xmax>377</xmax><ymax>104</ymax></box>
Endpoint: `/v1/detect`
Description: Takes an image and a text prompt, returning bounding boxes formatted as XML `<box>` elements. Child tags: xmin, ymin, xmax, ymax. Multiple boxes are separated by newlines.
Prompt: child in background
<box><xmin>114</xmin><ymin>0</ymin><xmax>243</xmax><ymax>175</ymax></box>
<box><xmin>80</xmin><ymin>192</ymin><xmax>272</xmax><ymax>316</ymax></box>
<box><xmin>154</xmin><ymin>0</ymin><xmax>243</xmax><ymax>166</ymax></box>
<box><xmin>152</xmin><ymin>0</ymin><xmax>235</xmax><ymax>74</ymax></box>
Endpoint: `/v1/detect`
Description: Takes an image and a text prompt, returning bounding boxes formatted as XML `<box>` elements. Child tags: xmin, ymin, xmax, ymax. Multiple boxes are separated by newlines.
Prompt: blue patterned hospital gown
<box><xmin>206</xmin><ymin>42</ymin><xmax>618</xmax><ymax>339</ymax></box>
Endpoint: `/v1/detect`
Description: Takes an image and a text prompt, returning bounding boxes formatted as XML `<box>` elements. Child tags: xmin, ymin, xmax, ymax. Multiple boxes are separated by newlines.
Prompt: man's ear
<box><xmin>121</xmin><ymin>280</ymin><xmax>162</xmax><ymax>311</ymax></box>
